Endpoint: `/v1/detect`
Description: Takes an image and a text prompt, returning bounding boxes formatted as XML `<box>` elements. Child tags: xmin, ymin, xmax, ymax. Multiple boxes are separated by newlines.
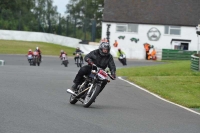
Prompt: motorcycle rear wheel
<box><xmin>83</xmin><ymin>85</ymin><xmax>101</xmax><ymax>108</ymax></box>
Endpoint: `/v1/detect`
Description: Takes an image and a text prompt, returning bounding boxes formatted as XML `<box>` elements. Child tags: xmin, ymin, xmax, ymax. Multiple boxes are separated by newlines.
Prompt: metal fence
<box><xmin>162</xmin><ymin>49</ymin><xmax>196</xmax><ymax>60</ymax></box>
<box><xmin>191</xmin><ymin>55</ymin><xmax>200</xmax><ymax>71</ymax></box>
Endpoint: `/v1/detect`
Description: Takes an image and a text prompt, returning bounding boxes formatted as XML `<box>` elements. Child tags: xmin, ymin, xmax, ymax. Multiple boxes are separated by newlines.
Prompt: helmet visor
<box><xmin>102</xmin><ymin>48</ymin><xmax>108</xmax><ymax>53</ymax></box>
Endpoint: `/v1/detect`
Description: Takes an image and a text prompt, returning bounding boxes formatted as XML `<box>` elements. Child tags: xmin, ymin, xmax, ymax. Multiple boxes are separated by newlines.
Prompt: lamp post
<box><xmin>66</xmin><ymin>15</ymin><xmax>69</xmax><ymax>36</ymax></box>
<box><xmin>196</xmin><ymin>24</ymin><xmax>200</xmax><ymax>54</ymax></box>
<box><xmin>18</xmin><ymin>10</ymin><xmax>21</xmax><ymax>30</ymax></box>
<box><xmin>84</xmin><ymin>0</ymin><xmax>87</xmax><ymax>40</ymax></box>
<box><xmin>74</xmin><ymin>13</ymin><xmax>78</xmax><ymax>38</ymax></box>
<box><xmin>106</xmin><ymin>24</ymin><xmax>111</xmax><ymax>43</ymax></box>
<box><xmin>58</xmin><ymin>16</ymin><xmax>61</xmax><ymax>35</ymax></box>
<box><xmin>91</xmin><ymin>18</ymin><xmax>96</xmax><ymax>42</ymax></box>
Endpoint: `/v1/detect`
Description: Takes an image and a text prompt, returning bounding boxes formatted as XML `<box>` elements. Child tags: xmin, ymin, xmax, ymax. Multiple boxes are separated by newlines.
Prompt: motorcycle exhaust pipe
<box><xmin>66</xmin><ymin>89</ymin><xmax>77</xmax><ymax>96</ymax></box>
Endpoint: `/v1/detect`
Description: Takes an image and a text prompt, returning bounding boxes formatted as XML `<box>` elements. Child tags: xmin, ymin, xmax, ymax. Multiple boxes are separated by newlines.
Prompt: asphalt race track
<box><xmin>0</xmin><ymin>55</ymin><xmax>200</xmax><ymax>133</ymax></box>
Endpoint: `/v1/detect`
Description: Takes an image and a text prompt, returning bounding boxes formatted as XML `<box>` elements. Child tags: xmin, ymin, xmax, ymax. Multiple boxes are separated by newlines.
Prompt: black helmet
<box><xmin>99</xmin><ymin>42</ymin><xmax>110</xmax><ymax>56</ymax></box>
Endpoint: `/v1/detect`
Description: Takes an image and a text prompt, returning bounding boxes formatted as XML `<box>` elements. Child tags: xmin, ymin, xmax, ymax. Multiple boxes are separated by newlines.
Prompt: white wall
<box><xmin>102</xmin><ymin>22</ymin><xmax>198</xmax><ymax>59</ymax></box>
<box><xmin>0</xmin><ymin>30</ymin><xmax>81</xmax><ymax>48</ymax></box>
<box><xmin>0</xmin><ymin>30</ymin><xmax>104</xmax><ymax>58</ymax></box>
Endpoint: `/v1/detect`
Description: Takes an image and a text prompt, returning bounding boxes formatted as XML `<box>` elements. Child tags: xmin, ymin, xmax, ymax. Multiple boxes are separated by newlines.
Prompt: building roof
<box><xmin>103</xmin><ymin>0</ymin><xmax>200</xmax><ymax>26</ymax></box>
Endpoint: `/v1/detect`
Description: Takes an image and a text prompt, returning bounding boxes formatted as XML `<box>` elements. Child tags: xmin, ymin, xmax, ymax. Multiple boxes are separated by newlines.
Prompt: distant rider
<box><xmin>117</xmin><ymin>48</ymin><xmax>127</xmax><ymax>65</ymax></box>
<box><xmin>73</xmin><ymin>47</ymin><xmax>84</xmax><ymax>63</ymax></box>
<box><xmin>60</xmin><ymin>50</ymin><xmax>67</xmax><ymax>60</ymax></box>
<box><xmin>60</xmin><ymin>50</ymin><xmax>67</xmax><ymax>58</ymax></box>
<box><xmin>59</xmin><ymin>50</ymin><xmax>68</xmax><ymax>65</ymax></box>
<box><xmin>27</xmin><ymin>49</ymin><xmax>34</xmax><ymax>62</ymax></box>
<box><xmin>27</xmin><ymin>49</ymin><xmax>34</xmax><ymax>56</ymax></box>
<box><xmin>35</xmin><ymin>47</ymin><xmax>42</xmax><ymax>62</ymax></box>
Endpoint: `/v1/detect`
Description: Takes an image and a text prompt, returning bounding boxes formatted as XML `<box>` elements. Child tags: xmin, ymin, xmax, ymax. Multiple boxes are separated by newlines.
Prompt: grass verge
<box><xmin>117</xmin><ymin>60</ymin><xmax>200</xmax><ymax>109</ymax></box>
<box><xmin>0</xmin><ymin>40</ymin><xmax>76</xmax><ymax>56</ymax></box>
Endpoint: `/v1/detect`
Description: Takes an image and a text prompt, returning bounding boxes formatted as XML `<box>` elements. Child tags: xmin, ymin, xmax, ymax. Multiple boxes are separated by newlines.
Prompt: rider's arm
<box><xmin>108</xmin><ymin>56</ymin><xmax>116</xmax><ymax>75</ymax></box>
<box><xmin>84</xmin><ymin>50</ymin><xmax>94</xmax><ymax>62</ymax></box>
<box><xmin>84</xmin><ymin>52</ymin><xmax>92</xmax><ymax>62</ymax></box>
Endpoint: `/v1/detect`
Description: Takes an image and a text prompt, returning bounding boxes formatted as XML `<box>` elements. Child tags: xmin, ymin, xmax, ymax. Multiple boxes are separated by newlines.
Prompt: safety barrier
<box><xmin>191</xmin><ymin>55</ymin><xmax>200</xmax><ymax>71</ymax></box>
<box><xmin>0</xmin><ymin>60</ymin><xmax>5</xmax><ymax>66</ymax></box>
<box><xmin>162</xmin><ymin>49</ymin><xmax>196</xmax><ymax>60</ymax></box>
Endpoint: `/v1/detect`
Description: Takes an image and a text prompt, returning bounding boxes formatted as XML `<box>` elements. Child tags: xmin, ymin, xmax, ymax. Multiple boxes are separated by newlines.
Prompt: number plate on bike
<box><xmin>98</xmin><ymin>70</ymin><xmax>108</xmax><ymax>79</ymax></box>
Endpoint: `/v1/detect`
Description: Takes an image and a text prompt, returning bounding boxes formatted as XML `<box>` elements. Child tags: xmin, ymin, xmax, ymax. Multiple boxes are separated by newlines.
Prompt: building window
<box><xmin>164</xmin><ymin>26</ymin><xmax>181</xmax><ymax>35</ymax></box>
<box><xmin>174</xmin><ymin>43</ymin><xmax>189</xmax><ymax>50</ymax></box>
<box><xmin>116</xmin><ymin>25</ymin><xmax>127</xmax><ymax>32</ymax></box>
<box><xmin>116</xmin><ymin>24</ymin><xmax>138</xmax><ymax>33</ymax></box>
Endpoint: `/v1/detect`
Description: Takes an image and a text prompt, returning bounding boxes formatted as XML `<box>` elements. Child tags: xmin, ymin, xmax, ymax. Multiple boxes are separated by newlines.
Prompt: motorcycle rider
<box><xmin>35</xmin><ymin>47</ymin><xmax>42</xmax><ymax>62</ymax></box>
<box><xmin>73</xmin><ymin>47</ymin><xmax>84</xmax><ymax>63</ymax></box>
<box><xmin>70</xmin><ymin>42</ymin><xmax>116</xmax><ymax>92</ymax></box>
<box><xmin>143</xmin><ymin>43</ymin><xmax>150</xmax><ymax>60</ymax></box>
<box><xmin>27</xmin><ymin>49</ymin><xmax>34</xmax><ymax>63</ymax></box>
<box><xmin>60</xmin><ymin>50</ymin><xmax>67</xmax><ymax>64</ymax></box>
<box><xmin>117</xmin><ymin>48</ymin><xmax>127</xmax><ymax>65</ymax></box>
<box><xmin>27</xmin><ymin>49</ymin><xmax>34</xmax><ymax>56</ymax></box>
<box><xmin>59</xmin><ymin>50</ymin><xmax>67</xmax><ymax>58</ymax></box>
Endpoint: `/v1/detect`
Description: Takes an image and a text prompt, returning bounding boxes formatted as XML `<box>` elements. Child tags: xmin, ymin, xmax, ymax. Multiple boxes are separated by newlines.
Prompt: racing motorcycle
<box><xmin>66</xmin><ymin>64</ymin><xmax>115</xmax><ymax>108</ymax></box>
<box><xmin>74</xmin><ymin>52</ymin><xmax>83</xmax><ymax>67</ymax></box>
<box><xmin>118</xmin><ymin>54</ymin><xmax>127</xmax><ymax>66</ymax></box>
<box><xmin>60</xmin><ymin>53</ymin><xmax>68</xmax><ymax>67</ymax></box>
<box><xmin>32</xmin><ymin>51</ymin><xmax>41</xmax><ymax>66</ymax></box>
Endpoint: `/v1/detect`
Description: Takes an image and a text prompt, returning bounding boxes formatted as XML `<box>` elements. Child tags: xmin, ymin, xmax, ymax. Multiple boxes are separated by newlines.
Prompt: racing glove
<box><xmin>86</xmin><ymin>58</ymin><xmax>94</xmax><ymax>65</ymax></box>
<box><xmin>111</xmin><ymin>71</ymin><xmax>116</xmax><ymax>79</ymax></box>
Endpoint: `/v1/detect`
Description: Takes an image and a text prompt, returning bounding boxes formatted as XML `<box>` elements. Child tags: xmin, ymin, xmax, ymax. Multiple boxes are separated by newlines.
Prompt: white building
<box><xmin>101</xmin><ymin>0</ymin><xmax>200</xmax><ymax>59</ymax></box>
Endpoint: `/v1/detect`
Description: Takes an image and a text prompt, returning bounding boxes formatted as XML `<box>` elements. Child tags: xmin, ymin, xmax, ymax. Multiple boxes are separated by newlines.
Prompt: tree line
<box><xmin>0</xmin><ymin>0</ymin><xmax>104</xmax><ymax>41</ymax></box>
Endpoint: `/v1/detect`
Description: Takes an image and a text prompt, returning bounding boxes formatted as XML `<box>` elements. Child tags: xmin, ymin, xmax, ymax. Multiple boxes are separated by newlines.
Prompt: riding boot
<box><xmin>70</xmin><ymin>83</ymin><xmax>79</xmax><ymax>92</ymax></box>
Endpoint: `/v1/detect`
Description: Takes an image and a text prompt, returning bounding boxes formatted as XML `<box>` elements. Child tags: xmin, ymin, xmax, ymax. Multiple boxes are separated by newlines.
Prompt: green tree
<box><xmin>66</xmin><ymin>0</ymin><xmax>104</xmax><ymax>40</ymax></box>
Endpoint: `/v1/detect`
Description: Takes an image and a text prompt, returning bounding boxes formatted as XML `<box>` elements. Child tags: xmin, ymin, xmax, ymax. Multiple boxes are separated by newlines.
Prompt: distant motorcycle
<box><xmin>118</xmin><ymin>54</ymin><xmax>127</xmax><ymax>66</ymax></box>
<box><xmin>32</xmin><ymin>51</ymin><xmax>41</xmax><ymax>66</ymax></box>
<box><xmin>66</xmin><ymin>64</ymin><xmax>115</xmax><ymax>108</ymax></box>
<box><xmin>74</xmin><ymin>52</ymin><xmax>83</xmax><ymax>67</ymax></box>
<box><xmin>27</xmin><ymin>54</ymin><xmax>33</xmax><ymax>66</ymax></box>
<box><xmin>60</xmin><ymin>53</ymin><xmax>68</xmax><ymax>67</ymax></box>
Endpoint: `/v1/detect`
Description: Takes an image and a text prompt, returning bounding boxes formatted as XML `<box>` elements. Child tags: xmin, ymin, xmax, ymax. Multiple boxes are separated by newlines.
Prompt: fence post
<box><xmin>199</xmin><ymin>57</ymin><xmax>200</xmax><ymax>71</ymax></box>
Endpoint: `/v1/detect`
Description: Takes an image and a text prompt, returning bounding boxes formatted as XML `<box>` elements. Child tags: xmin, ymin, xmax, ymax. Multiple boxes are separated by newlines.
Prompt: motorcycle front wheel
<box><xmin>79</xmin><ymin>62</ymin><xmax>82</xmax><ymax>67</ymax></box>
<box><xmin>83</xmin><ymin>85</ymin><xmax>101</xmax><ymax>108</ymax></box>
<box><xmin>76</xmin><ymin>58</ymin><xmax>80</xmax><ymax>67</ymax></box>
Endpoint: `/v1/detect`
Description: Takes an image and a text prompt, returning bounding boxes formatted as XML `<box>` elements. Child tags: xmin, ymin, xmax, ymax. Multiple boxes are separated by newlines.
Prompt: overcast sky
<box><xmin>53</xmin><ymin>0</ymin><xmax>70</xmax><ymax>15</ymax></box>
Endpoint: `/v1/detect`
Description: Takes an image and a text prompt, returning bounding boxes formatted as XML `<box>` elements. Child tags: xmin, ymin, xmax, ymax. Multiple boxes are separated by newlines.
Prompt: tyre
<box><xmin>36</xmin><ymin>58</ymin><xmax>39</xmax><ymax>66</ymax></box>
<box><xmin>122</xmin><ymin>59</ymin><xmax>126</xmax><ymax>65</ymax></box>
<box><xmin>69</xmin><ymin>94</ymin><xmax>78</xmax><ymax>104</ymax></box>
<box><xmin>33</xmin><ymin>61</ymin><xmax>36</xmax><ymax>66</ymax></box>
<box><xmin>79</xmin><ymin>63</ymin><xmax>82</xmax><ymax>67</ymax></box>
<box><xmin>76</xmin><ymin>58</ymin><xmax>80</xmax><ymax>67</ymax></box>
<box><xmin>63</xmin><ymin>60</ymin><xmax>68</xmax><ymax>67</ymax></box>
<box><xmin>83</xmin><ymin>85</ymin><xmax>101</xmax><ymax>108</ymax></box>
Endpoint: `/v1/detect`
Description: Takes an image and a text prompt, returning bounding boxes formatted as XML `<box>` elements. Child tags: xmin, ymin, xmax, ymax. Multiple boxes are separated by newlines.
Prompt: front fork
<box><xmin>87</xmin><ymin>79</ymin><xmax>104</xmax><ymax>96</ymax></box>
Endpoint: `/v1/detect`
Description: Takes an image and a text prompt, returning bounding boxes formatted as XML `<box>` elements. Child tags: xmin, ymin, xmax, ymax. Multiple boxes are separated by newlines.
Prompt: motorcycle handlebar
<box><xmin>91</xmin><ymin>64</ymin><xmax>115</xmax><ymax>80</ymax></box>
